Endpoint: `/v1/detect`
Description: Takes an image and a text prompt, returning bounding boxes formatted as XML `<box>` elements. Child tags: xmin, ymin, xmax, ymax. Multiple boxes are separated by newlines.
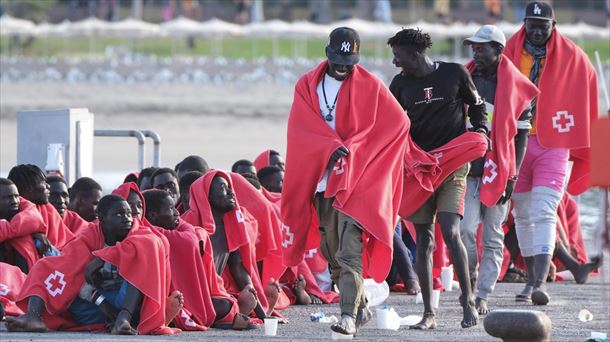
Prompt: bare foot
<box><xmin>310</xmin><ymin>294</ymin><xmax>323</xmax><ymax>305</ymax></box>
<box><xmin>6</xmin><ymin>314</ymin><xmax>48</xmax><ymax>332</ymax></box>
<box><xmin>409</xmin><ymin>312</ymin><xmax>436</xmax><ymax>330</ymax></box>
<box><xmin>264</xmin><ymin>278</ymin><xmax>280</xmax><ymax>315</ymax></box>
<box><xmin>165</xmin><ymin>291</ymin><xmax>184</xmax><ymax>325</ymax></box>
<box><xmin>475</xmin><ymin>297</ymin><xmax>489</xmax><ymax>315</ymax></box>
<box><xmin>294</xmin><ymin>275</ymin><xmax>312</xmax><ymax>305</ymax></box>
<box><xmin>237</xmin><ymin>286</ymin><xmax>257</xmax><ymax>315</ymax></box>
<box><xmin>573</xmin><ymin>256</ymin><xmax>603</xmax><ymax>284</ymax></box>
<box><xmin>405</xmin><ymin>279</ymin><xmax>421</xmax><ymax>295</ymax></box>
<box><xmin>515</xmin><ymin>284</ymin><xmax>533</xmax><ymax>302</ymax></box>
<box><xmin>460</xmin><ymin>295</ymin><xmax>479</xmax><ymax>328</ymax></box>
<box><xmin>110</xmin><ymin>310</ymin><xmax>137</xmax><ymax>335</ymax></box>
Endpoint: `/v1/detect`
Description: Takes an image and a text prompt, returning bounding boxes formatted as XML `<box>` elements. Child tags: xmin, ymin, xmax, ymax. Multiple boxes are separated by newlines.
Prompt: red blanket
<box><xmin>36</xmin><ymin>203</ymin><xmax>75</xmax><ymax>250</ymax></box>
<box><xmin>254</xmin><ymin>149</ymin><xmax>272</xmax><ymax>171</ymax></box>
<box><xmin>94</xmin><ymin>228</ymin><xmax>178</xmax><ymax>335</ymax></box>
<box><xmin>154</xmin><ymin>219</ymin><xmax>237</xmax><ymax>330</ymax></box>
<box><xmin>281</xmin><ymin>61</ymin><xmax>411</xmax><ymax>282</ymax></box>
<box><xmin>16</xmin><ymin>221</ymin><xmax>178</xmax><ymax>334</ymax></box>
<box><xmin>111</xmin><ymin>182</ymin><xmax>172</xmax><ymax>262</ymax></box>
<box><xmin>261</xmin><ymin>187</ymin><xmax>282</xmax><ymax>205</ymax></box>
<box><xmin>1</xmin><ymin>198</ymin><xmax>46</xmax><ymax>268</ymax></box>
<box><xmin>0</xmin><ymin>262</ymin><xmax>26</xmax><ymax>316</ymax></box>
<box><xmin>230</xmin><ymin>172</ymin><xmax>280</xmax><ymax>263</ymax></box>
<box><xmin>182</xmin><ymin>170</ymin><xmax>269</xmax><ymax>311</ymax></box>
<box><xmin>399</xmin><ymin>132</ymin><xmax>489</xmax><ymax>217</ymax></box>
<box><xmin>466</xmin><ymin>56</ymin><xmax>540</xmax><ymax>206</ymax></box>
<box><xmin>62</xmin><ymin>210</ymin><xmax>90</xmax><ymax>236</ymax></box>
<box><xmin>505</xmin><ymin>27</ymin><xmax>599</xmax><ymax>195</ymax></box>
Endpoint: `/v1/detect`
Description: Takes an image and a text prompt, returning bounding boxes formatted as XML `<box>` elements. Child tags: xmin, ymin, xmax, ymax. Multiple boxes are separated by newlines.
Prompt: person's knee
<box><xmin>530</xmin><ymin>189</ymin><xmax>562</xmax><ymax>224</ymax></box>
<box><xmin>336</xmin><ymin>248</ymin><xmax>362</xmax><ymax>272</ymax></box>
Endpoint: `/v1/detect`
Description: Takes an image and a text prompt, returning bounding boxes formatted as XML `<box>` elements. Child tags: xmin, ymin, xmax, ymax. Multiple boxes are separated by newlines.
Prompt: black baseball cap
<box><xmin>524</xmin><ymin>2</ymin><xmax>554</xmax><ymax>21</ymax></box>
<box><xmin>325</xmin><ymin>27</ymin><xmax>360</xmax><ymax>66</ymax></box>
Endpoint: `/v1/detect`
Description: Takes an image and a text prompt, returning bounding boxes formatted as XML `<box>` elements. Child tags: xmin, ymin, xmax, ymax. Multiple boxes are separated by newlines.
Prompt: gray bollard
<box><xmin>484</xmin><ymin>309</ymin><xmax>552</xmax><ymax>342</ymax></box>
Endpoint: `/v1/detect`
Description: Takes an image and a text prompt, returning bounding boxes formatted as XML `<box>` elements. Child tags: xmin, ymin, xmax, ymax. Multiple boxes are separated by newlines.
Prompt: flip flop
<box><xmin>211</xmin><ymin>322</ymin><xmax>259</xmax><ymax>330</ymax></box>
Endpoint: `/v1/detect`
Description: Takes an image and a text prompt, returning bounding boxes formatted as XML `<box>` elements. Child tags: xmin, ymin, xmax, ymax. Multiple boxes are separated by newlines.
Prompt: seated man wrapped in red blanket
<box><xmin>6</xmin><ymin>194</ymin><xmax>180</xmax><ymax>335</ymax></box>
<box><xmin>143</xmin><ymin>189</ymin><xmax>255</xmax><ymax>330</ymax></box>
<box><xmin>182</xmin><ymin>170</ymin><xmax>277</xmax><ymax>322</ymax></box>
<box><xmin>0</xmin><ymin>178</ymin><xmax>47</xmax><ymax>273</ymax></box>
<box><xmin>7</xmin><ymin>165</ymin><xmax>75</xmax><ymax>253</ymax></box>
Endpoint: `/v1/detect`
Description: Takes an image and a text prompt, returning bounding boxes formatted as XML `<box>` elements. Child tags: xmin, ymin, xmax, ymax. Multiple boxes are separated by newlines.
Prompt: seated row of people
<box><xmin>0</xmin><ymin>151</ymin><xmax>335</xmax><ymax>334</ymax></box>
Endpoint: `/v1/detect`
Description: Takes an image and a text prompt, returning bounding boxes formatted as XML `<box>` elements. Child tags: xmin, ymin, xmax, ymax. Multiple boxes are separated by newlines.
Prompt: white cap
<box><xmin>463</xmin><ymin>25</ymin><xmax>506</xmax><ymax>47</ymax></box>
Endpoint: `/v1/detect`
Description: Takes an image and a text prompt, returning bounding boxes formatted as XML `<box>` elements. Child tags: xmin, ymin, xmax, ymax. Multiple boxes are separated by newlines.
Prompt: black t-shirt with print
<box><xmin>389</xmin><ymin>62</ymin><xmax>488</xmax><ymax>152</ymax></box>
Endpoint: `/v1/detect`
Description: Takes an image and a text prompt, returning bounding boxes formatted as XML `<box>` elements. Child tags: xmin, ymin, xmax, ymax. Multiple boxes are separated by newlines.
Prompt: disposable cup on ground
<box><xmin>264</xmin><ymin>317</ymin><xmax>278</xmax><ymax>336</ymax></box>
<box><xmin>579</xmin><ymin>309</ymin><xmax>593</xmax><ymax>322</ymax></box>
<box><xmin>441</xmin><ymin>266</ymin><xmax>454</xmax><ymax>291</ymax></box>
<box><xmin>431</xmin><ymin>289</ymin><xmax>440</xmax><ymax>309</ymax></box>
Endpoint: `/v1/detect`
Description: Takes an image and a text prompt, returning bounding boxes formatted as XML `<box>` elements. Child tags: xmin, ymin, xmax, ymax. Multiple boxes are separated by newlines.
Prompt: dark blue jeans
<box><xmin>386</xmin><ymin>222</ymin><xmax>418</xmax><ymax>286</ymax></box>
<box><xmin>68</xmin><ymin>281</ymin><xmax>140</xmax><ymax>325</ymax></box>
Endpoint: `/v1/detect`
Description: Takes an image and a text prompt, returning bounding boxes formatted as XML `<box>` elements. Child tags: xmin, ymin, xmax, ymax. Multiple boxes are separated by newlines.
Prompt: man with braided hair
<box><xmin>388</xmin><ymin>28</ymin><xmax>488</xmax><ymax>329</ymax></box>
<box><xmin>8</xmin><ymin>165</ymin><xmax>74</xmax><ymax>253</ymax></box>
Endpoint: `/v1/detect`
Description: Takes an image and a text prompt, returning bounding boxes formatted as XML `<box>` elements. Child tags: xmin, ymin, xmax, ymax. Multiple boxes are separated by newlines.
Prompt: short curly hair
<box><xmin>387</xmin><ymin>28</ymin><xmax>432</xmax><ymax>53</ymax></box>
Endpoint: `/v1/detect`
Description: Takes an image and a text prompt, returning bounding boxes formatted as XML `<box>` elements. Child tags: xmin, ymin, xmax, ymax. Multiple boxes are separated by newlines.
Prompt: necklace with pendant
<box><xmin>321</xmin><ymin>74</ymin><xmax>339</xmax><ymax>122</ymax></box>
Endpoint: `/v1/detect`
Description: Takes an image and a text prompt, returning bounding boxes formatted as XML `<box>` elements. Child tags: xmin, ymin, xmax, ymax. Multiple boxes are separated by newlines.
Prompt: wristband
<box><xmin>94</xmin><ymin>294</ymin><xmax>106</xmax><ymax>306</ymax></box>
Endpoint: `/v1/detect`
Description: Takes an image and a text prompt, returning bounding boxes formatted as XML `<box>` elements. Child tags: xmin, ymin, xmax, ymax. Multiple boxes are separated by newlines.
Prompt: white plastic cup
<box><xmin>264</xmin><ymin>317</ymin><xmax>278</xmax><ymax>336</ymax></box>
<box><xmin>578</xmin><ymin>309</ymin><xmax>593</xmax><ymax>322</ymax></box>
<box><xmin>431</xmin><ymin>289</ymin><xmax>440</xmax><ymax>309</ymax></box>
<box><xmin>415</xmin><ymin>290</ymin><xmax>440</xmax><ymax>309</ymax></box>
<box><xmin>441</xmin><ymin>266</ymin><xmax>454</xmax><ymax>291</ymax></box>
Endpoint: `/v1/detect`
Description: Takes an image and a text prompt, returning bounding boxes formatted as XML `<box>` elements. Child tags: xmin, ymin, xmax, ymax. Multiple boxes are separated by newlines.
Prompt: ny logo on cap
<box><xmin>533</xmin><ymin>3</ymin><xmax>542</xmax><ymax>15</ymax></box>
<box><xmin>341</xmin><ymin>41</ymin><xmax>351</xmax><ymax>53</ymax></box>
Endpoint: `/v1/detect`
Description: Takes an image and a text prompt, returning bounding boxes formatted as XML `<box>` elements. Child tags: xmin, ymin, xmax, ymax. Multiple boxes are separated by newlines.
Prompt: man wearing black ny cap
<box><xmin>281</xmin><ymin>27</ymin><xmax>412</xmax><ymax>336</ymax></box>
<box><xmin>504</xmin><ymin>2</ymin><xmax>599</xmax><ymax>306</ymax></box>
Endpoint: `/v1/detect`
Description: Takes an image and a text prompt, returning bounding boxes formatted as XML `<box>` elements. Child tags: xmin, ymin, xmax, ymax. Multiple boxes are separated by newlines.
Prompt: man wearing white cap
<box><xmin>461</xmin><ymin>25</ymin><xmax>539</xmax><ymax>314</ymax></box>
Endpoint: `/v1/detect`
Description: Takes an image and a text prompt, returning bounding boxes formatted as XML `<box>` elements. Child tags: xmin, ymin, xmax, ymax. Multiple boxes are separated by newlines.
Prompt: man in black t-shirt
<box><xmin>388</xmin><ymin>28</ymin><xmax>487</xmax><ymax>330</ymax></box>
